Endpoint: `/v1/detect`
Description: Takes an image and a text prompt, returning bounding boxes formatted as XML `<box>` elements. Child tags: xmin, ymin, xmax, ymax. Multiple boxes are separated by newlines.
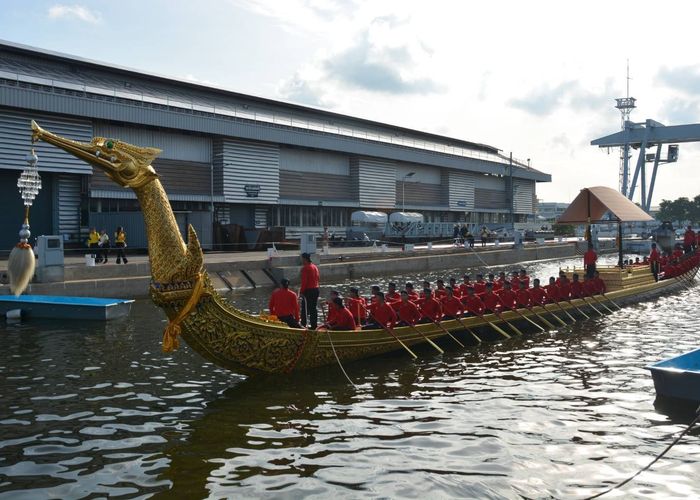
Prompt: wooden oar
<box><xmin>367</xmin><ymin>312</ymin><xmax>417</xmax><ymax>359</ymax></box>
<box><xmin>453</xmin><ymin>315</ymin><xmax>482</xmax><ymax>344</ymax></box>
<box><xmin>589</xmin><ymin>294</ymin><xmax>615</xmax><ymax>314</ymax></box>
<box><xmin>564</xmin><ymin>299</ymin><xmax>590</xmax><ymax>319</ymax></box>
<box><xmin>475</xmin><ymin>312</ymin><xmax>511</xmax><ymax>339</ymax></box>
<box><xmin>493</xmin><ymin>310</ymin><xmax>524</xmax><ymax>336</ymax></box>
<box><xmin>579</xmin><ymin>296</ymin><xmax>604</xmax><ymax>316</ymax></box>
<box><xmin>525</xmin><ymin>305</ymin><xmax>556</xmax><ymax>329</ymax></box>
<box><xmin>405</xmin><ymin>323</ymin><xmax>444</xmax><ymax>354</ymax></box>
<box><xmin>536</xmin><ymin>303</ymin><xmax>568</xmax><ymax>326</ymax></box>
<box><xmin>600</xmin><ymin>293</ymin><xmax>622</xmax><ymax>310</ymax></box>
<box><xmin>507</xmin><ymin>306</ymin><xmax>546</xmax><ymax>332</ymax></box>
<box><xmin>552</xmin><ymin>300</ymin><xmax>576</xmax><ymax>322</ymax></box>
<box><xmin>431</xmin><ymin>319</ymin><xmax>466</xmax><ymax>348</ymax></box>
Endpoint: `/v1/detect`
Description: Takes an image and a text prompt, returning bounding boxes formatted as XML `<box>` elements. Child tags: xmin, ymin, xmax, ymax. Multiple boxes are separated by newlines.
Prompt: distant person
<box><xmin>299</xmin><ymin>252</ymin><xmax>320</xmax><ymax>329</ymax></box>
<box><xmin>98</xmin><ymin>229</ymin><xmax>110</xmax><ymax>264</ymax></box>
<box><xmin>460</xmin><ymin>224</ymin><xmax>468</xmax><ymax>243</ymax></box>
<box><xmin>649</xmin><ymin>242</ymin><xmax>660</xmax><ymax>281</ymax></box>
<box><xmin>87</xmin><ymin>227</ymin><xmax>100</xmax><ymax>258</ymax></box>
<box><xmin>480</xmin><ymin>227</ymin><xmax>488</xmax><ymax>247</ymax></box>
<box><xmin>114</xmin><ymin>226</ymin><xmax>128</xmax><ymax>264</ymax></box>
<box><xmin>268</xmin><ymin>279</ymin><xmax>302</xmax><ymax>328</ymax></box>
<box><xmin>453</xmin><ymin>224</ymin><xmax>460</xmax><ymax>244</ymax></box>
<box><xmin>583</xmin><ymin>243</ymin><xmax>597</xmax><ymax>279</ymax></box>
<box><xmin>683</xmin><ymin>225</ymin><xmax>696</xmax><ymax>254</ymax></box>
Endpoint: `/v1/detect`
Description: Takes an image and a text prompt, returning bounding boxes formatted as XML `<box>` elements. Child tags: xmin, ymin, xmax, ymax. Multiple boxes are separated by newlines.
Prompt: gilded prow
<box><xmin>30</xmin><ymin>120</ymin><xmax>201</xmax><ymax>284</ymax></box>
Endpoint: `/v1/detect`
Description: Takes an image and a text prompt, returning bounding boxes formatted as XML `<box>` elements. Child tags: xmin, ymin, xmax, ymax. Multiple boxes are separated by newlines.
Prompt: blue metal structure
<box><xmin>591</xmin><ymin>118</ymin><xmax>689</xmax><ymax>211</ymax></box>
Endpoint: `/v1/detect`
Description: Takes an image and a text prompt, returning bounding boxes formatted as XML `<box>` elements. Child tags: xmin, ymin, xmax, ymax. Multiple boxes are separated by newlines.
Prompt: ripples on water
<box><xmin>1</xmin><ymin>256</ymin><xmax>699</xmax><ymax>499</ymax></box>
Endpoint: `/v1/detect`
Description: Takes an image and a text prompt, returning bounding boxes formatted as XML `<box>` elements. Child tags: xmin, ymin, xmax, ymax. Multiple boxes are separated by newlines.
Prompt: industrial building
<box><xmin>0</xmin><ymin>40</ymin><xmax>550</xmax><ymax>251</ymax></box>
<box><xmin>536</xmin><ymin>202</ymin><xmax>570</xmax><ymax>222</ymax></box>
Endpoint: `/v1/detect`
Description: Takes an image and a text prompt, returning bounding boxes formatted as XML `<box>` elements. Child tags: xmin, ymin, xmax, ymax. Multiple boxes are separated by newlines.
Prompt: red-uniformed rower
<box><xmin>269</xmin><ymin>278</ymin><xmax>302</xmax><ymax>328</ymax></box>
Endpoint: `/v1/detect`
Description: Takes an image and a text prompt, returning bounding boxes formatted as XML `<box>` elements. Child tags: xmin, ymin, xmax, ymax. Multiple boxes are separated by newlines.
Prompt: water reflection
<box><xmin>1</xmin><ymin>256</ymin><xmax>699</xmax><ymax>498</ymax></box>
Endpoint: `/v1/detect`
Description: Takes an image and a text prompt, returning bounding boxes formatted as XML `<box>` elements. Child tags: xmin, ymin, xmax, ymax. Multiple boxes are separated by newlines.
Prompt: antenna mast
<box><xmin>615</xmin><ymin>60</ymin><xmax>636</xmax><ymax>196</ymax></box>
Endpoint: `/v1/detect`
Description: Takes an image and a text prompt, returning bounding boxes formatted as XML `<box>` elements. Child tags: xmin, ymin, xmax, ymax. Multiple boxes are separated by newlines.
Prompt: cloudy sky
<box><xmin>2</xmin><ymin>0</ymin><xmax>699</xmax><ymax>205</ymax></box>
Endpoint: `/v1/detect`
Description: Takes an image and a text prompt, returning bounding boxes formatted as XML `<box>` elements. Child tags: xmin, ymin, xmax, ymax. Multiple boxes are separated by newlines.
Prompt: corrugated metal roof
<box><xmin>0</xmin><ymin>39</ymin><xmax>527</xmax><ymax>160</ymax></box>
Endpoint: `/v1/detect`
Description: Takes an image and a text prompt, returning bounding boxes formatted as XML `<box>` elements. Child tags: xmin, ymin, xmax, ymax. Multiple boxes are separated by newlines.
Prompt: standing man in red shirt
<box><xmin>584</xmin><ymin>243</ymin><xmax>598</xmax><ymax>279</ymax></box>
<box><xmin>683</xmin><ymin>225</ymin><xmax>696</xmax><ymax>254</ymax></box>
<box><xmin>299</xmin><ymin>252</ymin><xmax>320</xmax><ymax>330</ymax></box>
<box><xmin>649</xmin><ymin>242</ymin><xmax>661</xmax><ymax>281</ymax></box>
<box><xmin>269</xmin><ymin>279</ymin><xmax>302</xmax><ymax>328</ymax></box>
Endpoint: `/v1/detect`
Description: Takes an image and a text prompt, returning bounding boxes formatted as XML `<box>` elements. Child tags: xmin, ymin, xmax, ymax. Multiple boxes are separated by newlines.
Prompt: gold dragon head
<box><xmin>31</xmin><ymin>120</ymin><xmax>161</xmax><ymax>189</ymax></box>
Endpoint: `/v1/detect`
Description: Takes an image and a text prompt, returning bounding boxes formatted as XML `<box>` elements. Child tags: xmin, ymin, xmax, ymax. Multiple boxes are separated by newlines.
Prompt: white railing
<box><xmin>0</xmin><ymin>68</ymin><xmax>535</xmax><ymax>169</ymax></box>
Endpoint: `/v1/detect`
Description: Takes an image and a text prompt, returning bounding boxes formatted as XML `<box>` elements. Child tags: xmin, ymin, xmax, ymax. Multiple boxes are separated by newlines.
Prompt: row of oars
<box><xmin>321</xmin><ymin>270</ymin><xmax>696</xmax><ymax>386</ymax></box>
<box><xmin>357</xmin><ymin>292</ymin><xmax>623</xmax><ymax>360</ymax></box>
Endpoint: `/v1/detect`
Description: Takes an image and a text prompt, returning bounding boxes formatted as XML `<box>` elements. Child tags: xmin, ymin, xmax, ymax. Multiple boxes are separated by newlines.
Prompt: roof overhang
<box><xmin>556</xmin><ymin>186</ymin><xmax>653</xmax><ymax>224</ymax></box>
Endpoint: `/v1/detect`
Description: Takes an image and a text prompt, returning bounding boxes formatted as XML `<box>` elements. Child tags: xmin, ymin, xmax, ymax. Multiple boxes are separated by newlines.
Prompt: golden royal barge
<box><xmin>29</xmin><ymin>121</ymin><xmax>699</xmax><ymax>375</ymax></box>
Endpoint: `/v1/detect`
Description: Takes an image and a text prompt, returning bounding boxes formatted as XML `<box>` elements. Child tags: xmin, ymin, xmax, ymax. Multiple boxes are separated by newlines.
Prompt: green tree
<box><xmin>691</xmin><ymin>194</ymin><xmax>700</xmax><ymax>224</ymax></box>
<box><xmin>553</xmin><ymin>224</ymin><xmax>575</xmax><ymax>236</ymax></box>
<box><xmin>656</xmin><ymin>199</ymin><xmax>676</xmax><ymax>223</ymax></box>
<box><xmin>657</xmin><ymin>197</ymin><xmax>695</xmax><ymax>225</ymax></box>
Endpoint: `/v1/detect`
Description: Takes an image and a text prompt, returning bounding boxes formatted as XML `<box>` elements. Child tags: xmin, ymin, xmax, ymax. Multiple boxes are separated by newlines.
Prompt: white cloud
<box><xmin>183</xmin><ymin>74</ymin><xmax>216</xmax><ymax>86</ymax></box>
<box><xmin>48</xmin><ymin>4</ymin><xmax>101</xmax><ymax>24</ymax></box>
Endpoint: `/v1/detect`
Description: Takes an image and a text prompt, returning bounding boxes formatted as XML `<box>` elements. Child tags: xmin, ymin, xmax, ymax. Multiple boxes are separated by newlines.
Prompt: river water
<box><xmin>1</xmin><ymin>256</ymin><xmax>699</xmax><ymax>499</ymax></box>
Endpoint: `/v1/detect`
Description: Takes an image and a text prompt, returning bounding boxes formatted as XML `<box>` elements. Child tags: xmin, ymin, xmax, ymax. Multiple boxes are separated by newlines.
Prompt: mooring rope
<box><xmin>583</xmin><ymin>405</ymin><xmax>700</xmax><ymax>499</ymax></box>
<box><xmin>325</xmin><ymin>330</ymin><xmax>358</xmax><ymax>388</ymax></box>
<box><xmin>467</xmin><ymin>244</ymin><xmax>489</xmax><ymax>267</ymax></box>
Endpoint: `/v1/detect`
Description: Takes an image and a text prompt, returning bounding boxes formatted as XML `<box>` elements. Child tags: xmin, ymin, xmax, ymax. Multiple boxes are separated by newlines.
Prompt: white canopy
<box><xmin>389</xmin><ymin>212</ymin><xmax>424</xmax><ymax>223</ymax></box>
<box><xmin>351</xmin><ymin>211</ymin><xmax>388</xmax><ymax>224</ymax></box>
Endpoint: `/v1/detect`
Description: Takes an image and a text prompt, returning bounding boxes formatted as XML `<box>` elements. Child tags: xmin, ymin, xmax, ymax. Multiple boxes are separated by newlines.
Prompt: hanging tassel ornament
<box><xmin>8</xmin><ymin>149</ymin><xmax>42</xmax><ymax>296</ymax></box>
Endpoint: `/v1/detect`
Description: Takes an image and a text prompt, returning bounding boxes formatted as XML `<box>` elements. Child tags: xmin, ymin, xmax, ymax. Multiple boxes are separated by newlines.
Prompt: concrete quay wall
<box><xmin>278</xmin><ymin>243</ymin><xmax>587</xmax><ymax>284</ymax></box>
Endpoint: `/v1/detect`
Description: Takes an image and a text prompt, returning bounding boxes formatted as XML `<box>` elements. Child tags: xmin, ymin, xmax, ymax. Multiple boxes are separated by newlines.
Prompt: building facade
<box><xmin>0</xmin><ymin>40</ymin><xmax>551</xmax><ymax>251</ymax></box>
<box><xmin>536</xmin><ymin>202</ymin><xmax>570</xmax><ymax>222</ymax></box>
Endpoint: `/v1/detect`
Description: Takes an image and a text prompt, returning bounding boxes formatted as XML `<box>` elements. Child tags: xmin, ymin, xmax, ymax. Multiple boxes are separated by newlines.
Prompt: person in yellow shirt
<box><xmin>87</xmin><ymin>227</ymin><xmax>100</xmax><ymax>261</ymax></box>
<box><xmin>114</xmin><ymin>226</ymin><xmax>128</xmax><ymax>264</ymax></box>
